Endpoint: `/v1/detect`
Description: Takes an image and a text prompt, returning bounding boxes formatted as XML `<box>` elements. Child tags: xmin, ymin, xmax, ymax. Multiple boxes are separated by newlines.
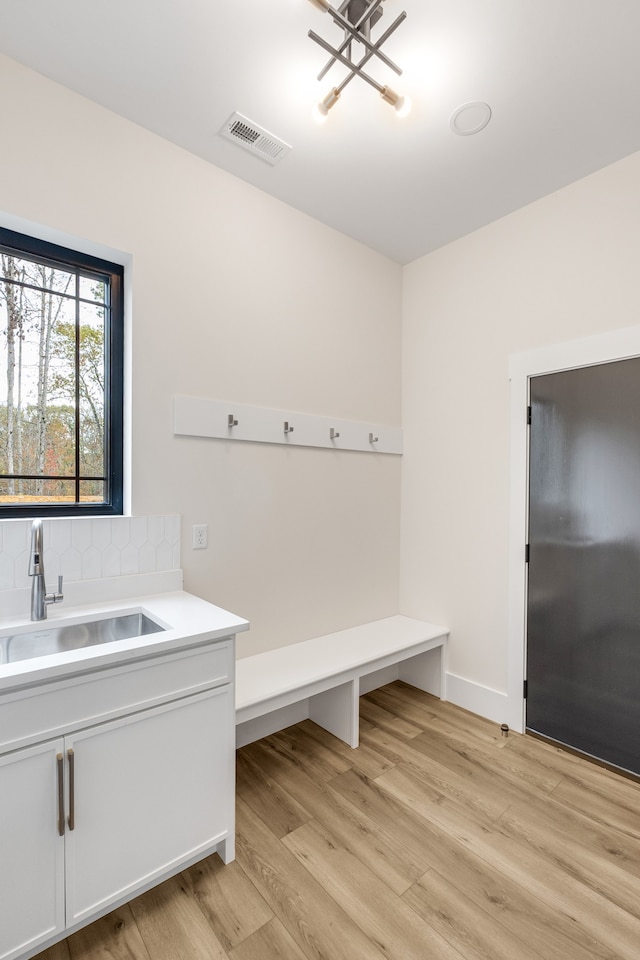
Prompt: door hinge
<box><xmin>525</xmin><ymin>543</ymin><xmax>530</xmax><ymax>563</ymax></box>
<box><xmin>527</xmin><ymin>405</ymin><xmax>532</xmax><ymax>425</ymax></box>
<box><xmin>523</xmin><ymin>679</ymin><xmax>528</xmax><ymax>699</ymax></box>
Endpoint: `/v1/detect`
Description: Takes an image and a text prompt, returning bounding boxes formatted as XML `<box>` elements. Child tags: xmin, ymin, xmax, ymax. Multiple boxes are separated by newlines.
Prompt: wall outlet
<box><xmin>192</xmin><ymin>524</ymin><xmax>208</xmax><ymax>549</ymax></box>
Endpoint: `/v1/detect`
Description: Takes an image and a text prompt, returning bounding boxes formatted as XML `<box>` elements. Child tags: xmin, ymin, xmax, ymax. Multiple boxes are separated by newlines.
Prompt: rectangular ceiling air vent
<box><xmin>219</xmin><ymin>112</ymin><xmax>292</xmax><ymax>165</ymax></box>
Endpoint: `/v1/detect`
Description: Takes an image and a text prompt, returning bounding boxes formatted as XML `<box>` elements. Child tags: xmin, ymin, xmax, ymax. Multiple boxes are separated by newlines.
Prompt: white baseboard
<box><xmin>364</xmin><ymin>669</ymin><xmax>513</xmax><ymax>731</ymax></box>
<box><xmin>445</xmin><ymin>673</ymin><xmax>517</xmax><ymax>730</ymax></box>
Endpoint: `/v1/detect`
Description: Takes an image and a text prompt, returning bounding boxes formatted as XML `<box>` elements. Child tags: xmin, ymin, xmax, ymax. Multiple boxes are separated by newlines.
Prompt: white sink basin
<box><xmin>0</xmin><ymin>613</ymin><xmax>165</xmax><ymax>664</ymax></box>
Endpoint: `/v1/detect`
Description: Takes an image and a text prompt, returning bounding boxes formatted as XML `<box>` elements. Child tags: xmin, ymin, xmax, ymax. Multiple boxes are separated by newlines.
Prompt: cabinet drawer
<box><xmin>0</xmin><ymin>638</ymin><xmax>233</xmax><ymax>754</ymax></box>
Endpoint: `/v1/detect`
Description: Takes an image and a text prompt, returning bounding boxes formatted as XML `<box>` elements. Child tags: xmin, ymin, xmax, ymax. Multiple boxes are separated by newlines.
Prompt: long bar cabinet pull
<box><xmin>67</xmin><ymin>748</ymin><xmax>75</xmax><ymax>831</ymax></box>
<box><xmin>56</xmin><ymin>753</ymin><xmax>65</xmax><ymax>837</ymax></box>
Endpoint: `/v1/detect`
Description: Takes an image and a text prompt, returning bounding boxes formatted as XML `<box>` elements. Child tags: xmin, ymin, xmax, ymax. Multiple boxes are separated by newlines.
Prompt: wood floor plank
<box><xmin>235</xmin><ymin>795</ymin><xmax>389</xmax><ymax>960</ymax></box>
<box><xmin>528</xmin><ymin>773</ymin><xmax>640</xmax><ymax>870</ymax></box>
<box><xmin>408</xmin><ymin>690</ymin><xmax>509</xmax><ymax>743</ymax></box>
<box><xmin>357</xmin><ymin>696</ymin><xmax>424</xmax><ymax>739</ymax></box>
<box><xmin>181</xmin><ymin>855</ymin><xmax>274</xmax><ymax>952</ymax></box>
<box><xmin>128</xmin><ymin>874</ymin><xmax>228</xmax><ymax>960</ymax></box>
<box><xmin>282</xmin><ymin>818</ymin><xmax>467</xmax><ymax>960</ymax></box>
<box><xmin>369</xmin><ymin>684</ymin><xmax>505</xmax><ymax>745</ymax></box>
<box><xmin>367</xmin><ymin>688</ymin><xmax>563</xmax><ymax>795</ymax></box>
<box><xmin>360</xmin><ymin>721</ymin><xmax>535</xmax><ymax>812</ymax></box>
<box><xmin>297</xmin><ymin>718</ymin><xmax>394</xmax><ymax>780</ymax></box>
<box><xmin>332</xmin><ymin>747</ymin><xmax>621</xmax><ymax>960</ymax></box>
<box><xmin>331</xmin><ymin>754</ymin><xmax>503</xmax><ymax>864</ymax></box>
<box><xmin>228</xmin><ymin>918</ymin><xmax>309</xmax><ymax>960</ymax></box>
<box><xmin>377</xmin><ymin>759</ymin><xmax>640</xmax><ymax>960</ymax></box>
<box><xmin>242</xmin><ymin>738</ymin><xmax>428</xmax><ymax>895</ymax></box>
<box><xmin>65</xmin><ymin>905</ymin><xmax>150</xmax><ymax>960</ymax></box>
<box><xmin>359</xmin><ymin>725</ymin><xmax>515</xmax><ymax>824</ymax></box>
<box><xmin>483</xmin><ymin>823</ymin><xmax>640</xmax><ymax>960</ymax></box>
<box><xmin>412</xmin><ymin>727</ymin><xmax>564</xmax><ymax>795</ymax></box>
<box><xmin>403</xmin><ymin>870</ymin><xmax>548</xmax><ymax>960</ymax></box>
<box><xmin>401</xmin><ymin>815</ymin><xmax>619</xmax><ymax>960</ymax></box>
<box><xmin>35</xmin><ymin>940</ymin><xmax>72</xmax><ymax>960</ymax></box>
<box><xmin>495</xmin><ymin>800</ymin><xmax>640</xmax><ymax>917</ymax></box>
<box><xmin>364</xmin><ymin>683</ymin><xmax>447</xmax><ymax>731</ymax></box>
<box><xmin>268</xmin><ymin>725</ymin><xmax>352</xmax><ymax>781</ymax></box>
<box><xmin>236</xmin><ymin>747</ymin><xmax>314</xmax><ymax>839</ymax></box>
<box><xmin>506</xmin><ymin>730</ymin><xmax>640</xmax><ymax>796</ymax></box>
<box><xmin>329</xmin><ymin>765</ymin><xmax>466</xmax><ymax>865</ymax></box>
<box><xmin>551</xmin><ymin>773</ymin><xmax>640</xmax><ymax>841</ymax></box>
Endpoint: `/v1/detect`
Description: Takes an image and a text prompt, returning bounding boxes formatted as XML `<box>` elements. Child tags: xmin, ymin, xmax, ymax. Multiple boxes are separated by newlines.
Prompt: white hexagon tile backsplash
<box><xmin>0</xmin><ymin>516</ymin><xmax>181</xmax><ymax>590</ymax></box>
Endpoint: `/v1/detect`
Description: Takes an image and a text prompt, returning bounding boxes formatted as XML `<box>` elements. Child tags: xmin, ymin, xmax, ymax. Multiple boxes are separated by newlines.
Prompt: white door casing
<box><xmin>507</xmin><ymin>324</ymin><xmax>640</xmax><ymax>733</ymax></box>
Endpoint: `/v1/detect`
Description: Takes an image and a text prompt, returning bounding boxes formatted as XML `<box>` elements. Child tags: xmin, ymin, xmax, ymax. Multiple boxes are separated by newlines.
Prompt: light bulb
<box><xmin>394</xmin><ymin>95</ymin><xmax>412</xmax><ymax>118</ymax></box>
<box><xmin>313</xmin><ymin>102</ymin><xmax>329</xmax><ymax>124</ymax></box>
<box><xmin>313</xmin><ymin>87</ymin><xmax>340</xmax><ymax>123</ymax></box>
<box><xmin>380</xmin><ymin>87</ymin><xmax>412</xmax><ymax>118</ymax></box>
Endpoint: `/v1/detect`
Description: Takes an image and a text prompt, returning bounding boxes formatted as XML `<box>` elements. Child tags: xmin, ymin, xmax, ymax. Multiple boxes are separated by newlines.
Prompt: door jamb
<box><xmin>507</xmin><ymin>325</ymin><xmax>640</xmax><ymax>734</ymax></box>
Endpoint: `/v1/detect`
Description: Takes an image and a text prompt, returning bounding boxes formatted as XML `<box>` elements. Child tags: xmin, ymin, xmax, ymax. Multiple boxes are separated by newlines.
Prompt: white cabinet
<box><xmin>0</xmin><ymin>635</ymin><xmax>235</xmax><ymax>960</ymax></box>
<box><xmin>66</xmin><ymin>687</ymin><xmax>233</xmax><ymax>925</ymax></box>
<box><xmin>0</xmin><ymin>740</ymin><xmax>65</xmax><ymax>960</ymax></box>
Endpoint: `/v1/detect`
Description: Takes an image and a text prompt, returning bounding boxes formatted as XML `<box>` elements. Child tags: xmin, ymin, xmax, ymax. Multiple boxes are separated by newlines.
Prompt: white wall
<box><xmin>0</xmin><ymin>55</ymin><xmax>403</xmax><ymax>656</ymax></box>
<box><xmin>401</xmin><ymin>149</ymin><xmax>640</xmax><ymax>716</ymax></box>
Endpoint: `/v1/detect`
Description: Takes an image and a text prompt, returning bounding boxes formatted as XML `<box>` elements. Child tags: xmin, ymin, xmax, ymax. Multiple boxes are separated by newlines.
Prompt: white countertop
<box><xmin>0</xmin><ymin>590</ymin><xmax>249</xmax><ymax>693</ymax></box>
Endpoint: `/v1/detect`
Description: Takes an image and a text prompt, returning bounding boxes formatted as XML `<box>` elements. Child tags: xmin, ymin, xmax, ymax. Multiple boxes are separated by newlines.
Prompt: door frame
<box><xmin>507</xmin><ymin>324</ymin><xmax>640</xmax><ymax>733</ymax></box>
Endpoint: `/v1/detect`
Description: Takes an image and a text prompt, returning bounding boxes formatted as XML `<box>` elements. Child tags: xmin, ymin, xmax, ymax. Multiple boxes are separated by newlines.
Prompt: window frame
<box><xmin>0</xmin><ymin>226</ymin><xmax>124</xmax><ymax>518</ymax></box>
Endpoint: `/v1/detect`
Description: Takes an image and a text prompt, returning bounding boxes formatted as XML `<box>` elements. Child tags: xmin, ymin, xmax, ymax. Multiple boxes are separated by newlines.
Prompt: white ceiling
<box><xmin>2</xmin><ymin>0</ymin><xmax>640</xmax><ymax>264</ymax></box>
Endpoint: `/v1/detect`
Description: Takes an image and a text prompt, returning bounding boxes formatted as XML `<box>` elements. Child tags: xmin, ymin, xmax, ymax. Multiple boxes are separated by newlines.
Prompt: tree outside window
<box><xmin>0</xmin><ymin>228</ymin><xmax>123</xmax><ymax>516</ymax></box>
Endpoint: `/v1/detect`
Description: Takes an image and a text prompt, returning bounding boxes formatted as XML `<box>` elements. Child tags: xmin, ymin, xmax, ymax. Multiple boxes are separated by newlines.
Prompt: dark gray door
<box><xmin>527</xmin><ymin>357</ymin><xmax>640</xmax><ymax>776</ymax></box>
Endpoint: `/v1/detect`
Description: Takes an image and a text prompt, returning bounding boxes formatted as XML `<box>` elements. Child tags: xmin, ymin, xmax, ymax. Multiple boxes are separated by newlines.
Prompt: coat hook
<box><xmin>369</xmin><ymin>432</ymin><xmax>379</xmax><ymax>443</ymax></box>
<box><xmin>228</xmin><ymin>414</ymin><xmax>238</xmax><ymax>427</ymax></box>
<box><xmin>330</xmin><ymin>427</ymin><xmax>340</xmax><ymax>440</ymax></box>
<box><xmin>284</xmin><ymin>421</ymin><xmax>294</xmax><ymax>434</ymax></box>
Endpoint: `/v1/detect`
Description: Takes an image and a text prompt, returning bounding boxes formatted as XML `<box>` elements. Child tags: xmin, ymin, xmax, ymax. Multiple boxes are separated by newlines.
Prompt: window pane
<box><xmin>0</xmin><ymin>252</ymin><xmax>76</xmax><ymax>297</ymax></box>
<box><xmin>38</xmin><ymin>407</ymin><xmax>76</xmax><ymax>477</ymax></box>
<box><xmin>0</xmin><ymin>478</ymin><xmax>77</xmax><ymax>504</ymax></box>
<box><xmin>78</xmin><ymin>302</ymin><xmax>105</xmax><ymax>478</ymax></box>
<box><xmin>79</xmin><ymin>274</ymin><xmax>106</xmax><ymax>305</ymax></box>
<box><xmin>80</xmin><ymin>479</ymin><xmax>106</xmax><ymax>503</ymax></box>
<box><xmin>1</xmin><ymin>284</ymin><xmax>76</xmax><ymax>480</ymax></box>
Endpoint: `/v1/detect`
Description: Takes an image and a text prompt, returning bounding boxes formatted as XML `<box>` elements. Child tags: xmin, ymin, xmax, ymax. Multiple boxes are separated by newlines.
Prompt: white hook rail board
<box><xmin>174</xmin><ymin>395</ymin><xmax>403</xmax><ymax>455</ymax></box>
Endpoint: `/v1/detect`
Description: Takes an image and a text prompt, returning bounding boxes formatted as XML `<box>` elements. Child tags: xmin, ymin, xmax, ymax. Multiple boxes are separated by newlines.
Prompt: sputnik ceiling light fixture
<box><xmin>307</xmin><ymin>0</ymin><xmax>410</xmax><ymax>120</ymax></box>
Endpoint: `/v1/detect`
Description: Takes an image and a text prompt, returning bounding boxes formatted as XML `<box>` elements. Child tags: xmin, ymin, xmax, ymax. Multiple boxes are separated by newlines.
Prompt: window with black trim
<box><xmin>0</xmin><ymin>227</ymin><xmax>123</xmax><ymax>516</ymax></box>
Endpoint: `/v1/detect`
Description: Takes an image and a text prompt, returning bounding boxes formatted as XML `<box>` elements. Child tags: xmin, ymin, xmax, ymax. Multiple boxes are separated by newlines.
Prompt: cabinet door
<box><xmin>65</xmin><ymin>686</ymin><xmax>233</xmax><ymax>925</ymax></box>
<box><xmin>0</xmin><ymin>739</ymin><xmax>65</xmax><ymax>960</ymax></box>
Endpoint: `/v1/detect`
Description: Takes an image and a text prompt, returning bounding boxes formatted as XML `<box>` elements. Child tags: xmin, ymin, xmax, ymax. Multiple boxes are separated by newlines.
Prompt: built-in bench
<box><xmin>235</xmin><ymin>615</ymin><xmax>448</xmax><ymax>748</ymax></box>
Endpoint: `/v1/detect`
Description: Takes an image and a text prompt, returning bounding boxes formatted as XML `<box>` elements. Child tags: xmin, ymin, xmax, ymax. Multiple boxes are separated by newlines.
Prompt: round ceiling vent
<box><xmin>449</xmin><ymin>101</ymin><xmax>492</xmax><ymax>136</ymax></box>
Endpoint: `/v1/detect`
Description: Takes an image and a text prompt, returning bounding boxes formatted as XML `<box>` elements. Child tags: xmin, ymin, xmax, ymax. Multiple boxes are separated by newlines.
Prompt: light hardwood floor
<box><xmin>38</xmin><ymin>682</ymin><xmax>640</xmax><ymax>960</ymax></box>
